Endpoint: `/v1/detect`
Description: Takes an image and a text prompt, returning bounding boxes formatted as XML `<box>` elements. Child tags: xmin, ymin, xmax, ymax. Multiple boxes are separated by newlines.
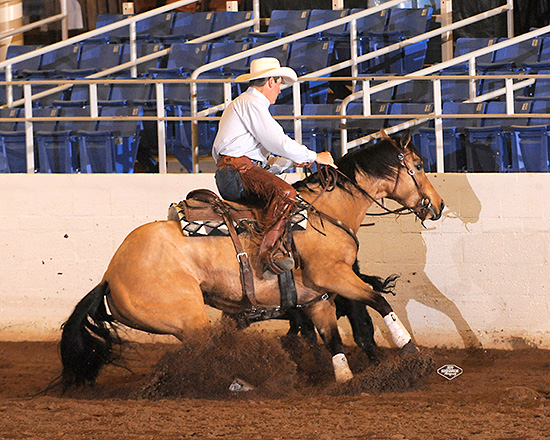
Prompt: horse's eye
<box><xmin>415</xmin><ymin>163</ymin><xmax>423</xmax><ymax>171</ymax></box>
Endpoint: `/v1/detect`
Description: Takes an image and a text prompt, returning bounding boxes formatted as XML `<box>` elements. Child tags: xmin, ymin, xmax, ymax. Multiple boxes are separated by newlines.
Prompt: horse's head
<box><xmin>380</xmin><ymin>129</ymin><xmax>444</xmax><ymax>221</ymax></box>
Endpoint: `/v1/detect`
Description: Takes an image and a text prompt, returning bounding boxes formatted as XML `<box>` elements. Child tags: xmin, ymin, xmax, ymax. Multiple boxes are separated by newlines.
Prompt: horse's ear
<box><xmin>379</xmin><ymin>129</ymin><xmax>391</xmax><ymax>141</ymax></box>
<box><xmin>400</xmin><ymin>130</ymin><xmax>411</xmax><ymax>150</ymax></box>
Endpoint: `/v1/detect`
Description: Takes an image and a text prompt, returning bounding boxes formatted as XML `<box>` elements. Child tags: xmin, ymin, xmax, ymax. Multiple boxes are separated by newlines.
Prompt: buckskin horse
<box><xmin>60</xmin><ymin>130</ymin><xmax>444</xmax><ymax>388</ymax></box>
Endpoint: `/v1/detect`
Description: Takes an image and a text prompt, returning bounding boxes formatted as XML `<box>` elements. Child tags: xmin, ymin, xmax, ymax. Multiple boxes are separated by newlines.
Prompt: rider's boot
<box><xmin>258</xmin><ymin>213</ymin><xmax>295</xmax><ymax>278</ymax></box>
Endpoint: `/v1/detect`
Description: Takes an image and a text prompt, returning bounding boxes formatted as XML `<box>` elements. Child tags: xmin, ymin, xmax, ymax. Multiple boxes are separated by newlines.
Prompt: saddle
<box><xmin>174</xmin><ymin>189</ymin><xmax>260</xmax><ymax>225</ymax></box>
<box><xmin>169</xmin><ymin>189</ymin><xmax>300</xmax><ymax>313</ymax></box>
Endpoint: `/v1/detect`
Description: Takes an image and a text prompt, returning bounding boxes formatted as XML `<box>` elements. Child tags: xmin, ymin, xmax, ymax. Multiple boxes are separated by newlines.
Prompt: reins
<box><xmin>296</xmin><ymin>146</ymin><xmax>425</xmax><ymax>241</ymax></box>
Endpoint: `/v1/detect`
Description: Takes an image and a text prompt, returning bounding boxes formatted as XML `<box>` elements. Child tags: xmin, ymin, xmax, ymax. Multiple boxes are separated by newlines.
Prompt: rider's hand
<box><xmin>315</xmin><ymin>151</ymin><xmax>337</xmax><ymax>169</ymax></box>
<box><xmin>294</xmin><ymin>161</ymin><xmax>313</xmax><ymax>168</ymax></box>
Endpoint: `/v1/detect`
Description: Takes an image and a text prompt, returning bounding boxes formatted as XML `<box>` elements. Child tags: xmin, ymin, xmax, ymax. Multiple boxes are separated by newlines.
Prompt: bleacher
<box><xmin>1</xmin><ymin>1</ymin><xmax>550</xmax><ymax>174</ymax></box>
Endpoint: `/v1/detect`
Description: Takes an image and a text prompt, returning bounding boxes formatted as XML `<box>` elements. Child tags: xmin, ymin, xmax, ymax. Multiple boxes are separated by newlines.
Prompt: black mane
<box><xmin>294</xmin><ymin>136</ymin><xmax>418</xmax><ymax>194</ymax></box>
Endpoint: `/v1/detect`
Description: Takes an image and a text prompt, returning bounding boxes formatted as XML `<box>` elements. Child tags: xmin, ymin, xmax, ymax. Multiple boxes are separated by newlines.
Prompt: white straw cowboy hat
<box><xmin>235</xmin><ymin>57</ymin><xmax>298</xmax><ymax>85</ymax></box>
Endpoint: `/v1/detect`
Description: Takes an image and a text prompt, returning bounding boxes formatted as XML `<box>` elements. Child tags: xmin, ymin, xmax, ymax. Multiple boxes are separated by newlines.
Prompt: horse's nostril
<box><xmin>440</xmin><ymin>201</ymin><xmax>445</xmax><ymax>212</ymax></box>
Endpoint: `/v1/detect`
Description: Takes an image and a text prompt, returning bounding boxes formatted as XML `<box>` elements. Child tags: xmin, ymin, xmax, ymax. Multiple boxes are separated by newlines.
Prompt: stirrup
<box><xmin>262</xmin><ymin>251</ymin><xmax>295</xmax><ymax>279</ymax></box>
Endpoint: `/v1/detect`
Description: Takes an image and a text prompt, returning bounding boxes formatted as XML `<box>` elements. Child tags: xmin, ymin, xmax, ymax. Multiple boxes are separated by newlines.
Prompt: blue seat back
<box><xmin>212</xmin><ymin>11</ymin><xmax>254</xmax><ymax>40</ymax></box>
<box><xmin>39</xmin><ymin>45</ymin><xmax>81</xmax><ymax>75</ymax></box>
<box><xmin>386</xmin><ymin>8</ymin><xmax>433</xmax><ymax>37</ymax></box>
<box><xmin>170</xmin><ymin>11</ymin><xmax>215</xmax><ymax>39</ymax></box>
<box><xmin>77</xmin><ymin>43</ymin><xmax>124</xmax><ymax>73</ymax></box>
<box><xmin>6</xmin><ymin>45</ymin><xmax>42</xmax><ymax>76</ymax></box>
<box><xmin>136</xmin><ymin>12</ymin><xmax>175</xmax><ymax>39</ymax></box>
<box><xmin>265</xmin><ymin>10</ymin><xmax>310</xmax><ymax>36</ymax></box>
<box><xmin>307</xmin><ymin>9</ymin><xmax>349</xmax><ymax>34</ymax></box>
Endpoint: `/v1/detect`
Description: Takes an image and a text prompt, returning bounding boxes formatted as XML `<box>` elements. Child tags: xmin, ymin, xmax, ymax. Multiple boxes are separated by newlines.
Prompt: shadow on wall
<box><xmin>363</xmin><ymin>174</ymin><xmax>483</xmax><ymax>349</ymax></box>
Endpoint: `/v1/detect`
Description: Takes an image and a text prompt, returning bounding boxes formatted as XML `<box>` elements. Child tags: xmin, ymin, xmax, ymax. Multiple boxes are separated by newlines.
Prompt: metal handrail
<box><xmin>0</xmin><ymin>0</ymin><xmax>68</xmax><ymax>42</ymax></box>
<box><xmin>340</xmin><ymin>22</ymin><xmax>550</xmax><ymax>173</ymax></box>
<box><xmin>187</xmin><ymin>0</ymin><xmax>514</xmax><ymax>172</ymax></box>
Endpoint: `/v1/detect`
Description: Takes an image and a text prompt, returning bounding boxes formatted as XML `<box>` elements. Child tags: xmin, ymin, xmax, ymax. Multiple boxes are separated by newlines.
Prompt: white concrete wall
<box><xmin>1</xmin><ymin>173</ymin><xmax>549</xmax><ymax>349</ymax></box>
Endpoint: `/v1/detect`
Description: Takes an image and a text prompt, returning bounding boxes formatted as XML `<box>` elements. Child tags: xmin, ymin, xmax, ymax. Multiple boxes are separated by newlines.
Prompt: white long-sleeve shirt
<box><xmin>212</xmin><ymin>87</ymin><xmax>318</xmax><ymax>167</ymax></box>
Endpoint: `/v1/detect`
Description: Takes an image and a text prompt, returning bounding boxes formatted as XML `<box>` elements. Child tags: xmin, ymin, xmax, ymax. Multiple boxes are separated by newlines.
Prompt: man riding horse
<box><xmin>212</xmin><ymin>57</ymin><xmax>336</xmax><ymax>278</ymax></box>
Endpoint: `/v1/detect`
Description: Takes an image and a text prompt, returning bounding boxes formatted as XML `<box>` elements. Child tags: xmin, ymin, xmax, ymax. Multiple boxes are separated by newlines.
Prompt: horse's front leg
<box><xmin>334</xmin><ymin>295</ymin><xmax>379</xmax><ymax>364</ymax></box>
<box><xmin>312</xmin><ymin>264</ymin><xmax>418</xmax><ymax>354</ymax></box>
<box><xmin>305</xmin><ymin>299</ymin><xmax>354</xmax><ymax>383</ymax></box>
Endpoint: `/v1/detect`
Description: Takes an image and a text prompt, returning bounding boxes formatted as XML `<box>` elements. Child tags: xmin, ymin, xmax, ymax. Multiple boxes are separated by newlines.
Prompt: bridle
<box><xmin>392</xmin><ymin>148</ymin><xmax>435</xmax><ymax>223</ymax></box>
<box><xmin>300</xmin><ymin>143</ymin><xmax>434</xmax><ymax>222</ymax></box>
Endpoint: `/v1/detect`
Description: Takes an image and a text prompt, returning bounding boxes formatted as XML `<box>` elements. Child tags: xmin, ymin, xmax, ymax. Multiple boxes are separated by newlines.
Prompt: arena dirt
<box><xmin>1</xmin><ymin>323</ymin><xmax>549</xmax><ymax>439</ymax></box>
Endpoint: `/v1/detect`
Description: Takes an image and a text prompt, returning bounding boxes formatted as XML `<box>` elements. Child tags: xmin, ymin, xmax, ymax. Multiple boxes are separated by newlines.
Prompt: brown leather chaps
<box><xmin>216</xmin><ymin>155</ymin><xmax>296</xmax><ymax>266</ymax></box>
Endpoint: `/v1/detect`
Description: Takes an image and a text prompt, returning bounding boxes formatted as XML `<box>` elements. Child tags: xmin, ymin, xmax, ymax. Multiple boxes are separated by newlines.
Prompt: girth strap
<box><xmin>212</xmin><ymin>199</ymin><xmax>257</xmax><ymax>308</ymax></box>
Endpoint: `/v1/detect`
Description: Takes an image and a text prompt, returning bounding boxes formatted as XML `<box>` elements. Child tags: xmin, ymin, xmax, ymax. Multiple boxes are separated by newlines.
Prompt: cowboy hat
<box><xmin>235</xmin><ymin>57</ymin><xmax>297</xmax><ymax>85</ymax></box>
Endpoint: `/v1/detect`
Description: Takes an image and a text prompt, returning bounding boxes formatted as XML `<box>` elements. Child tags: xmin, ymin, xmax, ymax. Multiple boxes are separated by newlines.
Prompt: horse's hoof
<box><xmin>400</xmin><ymin>340</ymin><xmax>419</xmax><ymax>354</ymax></box>
<box><xmin>332</xmin><ymin>353</ymin><xmax>354</xmax><ymax>383</ymax></box>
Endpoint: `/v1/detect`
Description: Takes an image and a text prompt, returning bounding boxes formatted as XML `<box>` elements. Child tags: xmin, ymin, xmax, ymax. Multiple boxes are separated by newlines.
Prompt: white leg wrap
<box><xmin>383</xmin><ymin>312</ymin><xmax>412</xmax><ymax>348</ymax></box>
<box><xmin>332</xmin><ymin>353</ymin><xmax>353</xmax><ymax>383</ymax></box>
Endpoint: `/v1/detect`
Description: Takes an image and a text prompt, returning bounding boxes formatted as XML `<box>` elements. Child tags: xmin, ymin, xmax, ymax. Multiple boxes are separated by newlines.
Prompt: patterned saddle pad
<box><xmin>168</xmin><ymin>202</ymin><xmax>308</xmax><ymax>238</ymax></box>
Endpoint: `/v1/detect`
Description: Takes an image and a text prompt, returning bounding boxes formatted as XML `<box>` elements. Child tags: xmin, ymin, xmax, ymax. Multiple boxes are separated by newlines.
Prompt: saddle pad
<box><xmin>169</xmin><ymin>202</ymin><xmax>308</xmax><ymax>238</ymax></box>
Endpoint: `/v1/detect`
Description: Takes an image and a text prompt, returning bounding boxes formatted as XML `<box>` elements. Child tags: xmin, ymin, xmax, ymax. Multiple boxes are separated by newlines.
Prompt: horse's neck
<box><xmin>299</xmin><ymin>177</ymin><xmax>380</xmax><ymax>232</ymax></box>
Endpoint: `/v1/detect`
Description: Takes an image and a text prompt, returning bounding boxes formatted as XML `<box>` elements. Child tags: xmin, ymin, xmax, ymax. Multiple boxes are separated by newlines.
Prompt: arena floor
<box><xmin>1</xmin><ymin>328</ymin><xmax>549</xmax><ymax>440</ymax></box>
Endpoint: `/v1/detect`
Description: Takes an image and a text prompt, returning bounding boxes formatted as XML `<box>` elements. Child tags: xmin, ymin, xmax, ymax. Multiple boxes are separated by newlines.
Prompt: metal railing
<box><xmin>340</xmin><ymin>22</ymin><xmax>550</xmax><ymax>172</ymax></box>
<box><xmin>0</xmin><ymin>0</ymin><xmax>524</xmax><ymax>174</ymax></box>
<box><xmin>0</xmin><ymin>0</ymin><xmax>69</xmax><ymax>42</ymax></box>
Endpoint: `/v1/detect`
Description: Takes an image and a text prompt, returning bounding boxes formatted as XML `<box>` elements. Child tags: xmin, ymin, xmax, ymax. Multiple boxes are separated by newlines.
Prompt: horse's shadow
<box><xmin>364</xmin><ymin>174</ymin><xmax>482</xmax><ymax>349</ymax></box>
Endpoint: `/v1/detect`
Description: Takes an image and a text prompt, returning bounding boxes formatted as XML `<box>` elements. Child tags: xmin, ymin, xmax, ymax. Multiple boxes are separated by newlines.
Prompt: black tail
<box><xmin>60</xmin><ymin>282</ymin><xmax>122</xmax><ymax>389</ymax></box>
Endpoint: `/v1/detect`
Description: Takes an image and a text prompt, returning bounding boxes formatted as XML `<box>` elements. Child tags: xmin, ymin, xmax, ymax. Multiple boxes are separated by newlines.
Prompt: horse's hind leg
<box><xmin>106</xmin><ymin>274</ymin><xmax>210</xmax><ymax>341</ymax></box>
<box><xmin>306</xmin><ymin>300</ymin><xmax>353</xmax><ymax>383</ymax></box>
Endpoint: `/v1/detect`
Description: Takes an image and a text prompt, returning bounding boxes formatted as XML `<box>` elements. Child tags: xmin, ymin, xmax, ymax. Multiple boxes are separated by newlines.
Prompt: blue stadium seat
<box><xmin>79</xmin><ymin>106</ymin><xmax>143</xmax><ymax>173</ymax></box>
<box><xmin>245</xmin><ymin>42</ymin><xmax>290</xmax><ymax>69</ymax></box>
<box><xmin>269</xmin><ymin>104</ymin><xmax>295</xmax><ymax>138</ymax></box>
<box><xmin>347</xmin><ymin>101</ymin><xmax>390</xmax><ymax>139</ymax></box>
<box><xmin>522</xmin><ymin>37</ymin><xmax>550</xmax><ymax>72</ymax></box>
<box><xmin>510</xmin><ymin>124</ymin><xmax>549</xmax><ymax>172</ymax></box>
<box><xmin>386</xmin><ymin>8</ymin><xmax>433</xmax><ymax>38</ymax></box>
<box><xmin>307</xmin><ymin>9</ymin><xmax>349</xmax><ymax>36</ymax></box>
<box><xmin>450</xmin><ymin>38</ymin><xmax>498</xmax><ymax>72</ymax></box>
<box><xmin>209</xmin><ymin>41</ymin><xmax>250</xmax><ymax>74</ymax></box>
<box><xmin>284</xmin><ymin>40</ymin><xmax>334</xmax><ymax>104</ymax></box>
<box><xmin>211</xmin><ymin>11</ymin><xmax>254</xmax><ymax>41</ymax></box>
<box><xmin>527</xmin><ymin>69</ymin><xmax>550</xmax><ymax>99</ymax></box>
<box><xmin>0</xmin><ymin>108</ymin><xmax>21</xmax><ymax>172</ymax></box>
<box><xmin>31</xmin><ymin>107</ymin><xmax>75</xmax><ymax>173</ymax></box>
<box><xmin>302</xmin><ymin>103</ymin><xmax>342</xmax><ymax>154</ymax></box>
<box><xmin>26</xmin><ymin>44</ymin><xmax>81</xmax><ymax>78</ymax></box>
<box><xmin>415</xmin><ymin>102</ymin><xmax>486</xmax><ymax>172</ymax></box>
<box><xmin>120</xmin><ymin>43</ymin><xmax>166</xmax><ymax>76</ymax></box>
<box><xmin>166</xmin><ymin>100</ymin><xmax>216</xmax><ymax>172</ymax></box>
<box><xmin>95</xmin><ymin>13</ymin><xmax>130</xmax><ymax>42</ymax></box>
<box><xmin>478</xmin><ymin>37</ymin><xmax>542</xmax><ymax>71</ymax></box>
<box><xmin>386</xmin><ymin>102</ymin><xmax>434</xmax><ymax>132</ymax></box>
<box><xmin>415</xmin><ymin>126</ymin><xmax>461</xmax><ymax>172</ymax></box>
<box><xmin>134</xmin><ymin>12</ymin><xmax>175</xmax><ymax>41</ymax></box>
<box><xmin>163</xmin><ymin>11</ymin><xmax>215</xmax><ymax>42</ymax></box>
<box><xmin>393</xmin><ymin>79</ymin><xmax>433</xmax><ymax>103</ymax></box>
<box><xmin>5</xmin><ymin>45</ymin><xmax>42</xmax><ymax>78</ymax></box>
<box><xmin>348</xmin><ymin>8</ymin><xmax>388</xmax><ymax>36</ymax></box>
<box><xmin>149</xmin><ymin>42</ymin><xmax>210</xmax><ymax>76</ymax></box>
<box><xmin>0</xmin><ymin>107</ymin><xmax>58</xmax><ymax>173</ymax></box>
<box><xmin>248</xmin><ymin>10</ymin><xmax>310</xmax><ymax>43</ymax></box>
<box><xmin>464</xmin><ymin>101</ymin><xmax>532</xmax><ymax>172</ymax></box>
<box><xmin>63</xmin><ymin>43</ymin><xmax>124</xmax><ymax>78</ymax></box>
<box><xmin>35</xmin><ymin>107</ymin><xmax>95</xmax><ymax>173</ymax></box>
<box><xmin>101</xmin><ymin>78</ymin><xmax>153</xmax><ymax>106</ymax></box>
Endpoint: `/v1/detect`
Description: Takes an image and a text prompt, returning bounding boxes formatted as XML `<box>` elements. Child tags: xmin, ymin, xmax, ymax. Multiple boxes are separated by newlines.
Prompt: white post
<box><xmin>156</xmin><ymin>82</ymin><xmax>167</xmax><ymax>174</ymax></box>
<box><xmin>252</xmin><ymin>0</ymin><xmax>260</xmax><ymax>32</ymax></box>
<box><xmin>23</xmin><ymin>84</ymin><xmax>34</xmax><ymax>174</ymax></box>
<box><xmin>60</xmin><ymin>0</ymin><xmax>68</xmax><ymax>40</ymax></box>
<box><xmin>507</xmin><ymin>0</ymin><xmax>514</xmax><ymax>38</ymax></box>
<box><xmin>433</xmin><ymin>78</ymin><xmax>444</xmax><ymax>173</ymax></box>
<box><xmin>441</xmin><ymin>0</ymin><xmax>453</xmax><ymax>61</ymax></box>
